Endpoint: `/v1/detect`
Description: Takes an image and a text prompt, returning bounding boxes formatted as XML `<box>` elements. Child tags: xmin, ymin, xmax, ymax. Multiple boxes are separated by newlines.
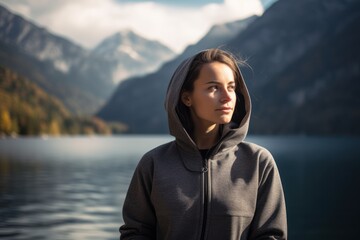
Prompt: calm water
<box><xmin>0</xmin><ymin>135</ymin><xmax>359</xmax><ymax>240</ymax></box>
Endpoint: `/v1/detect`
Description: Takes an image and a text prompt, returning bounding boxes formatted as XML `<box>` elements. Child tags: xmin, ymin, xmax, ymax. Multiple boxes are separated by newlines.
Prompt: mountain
<box><xmin>0</xmin><ymin>5</ymin><xmax>102</xmax><ymax>114</ymax></box>
<box><xmin>181</xmin><ymin>16</ymin><xmax>258</xmax><ymax>59</ymax></box>
<box><xmin>225</xmin><ymin>0</ymin><xmax>360</xmax><ymax>135</ymax></box>
<box><xmin>97</xmin><ymin>16</ymin><xmax>258</xmax><ymax>133</ymax></box>
<box><xmin>93</xmin><ymin>30</ymin><xmax>175</xmax><ymax>84</ymax></box>
<box><xmin>0</xmin><ymin>5</ymin><xmax>175</xmax><ymax>114</ymax></box>
<box><xmin>0</xmin><ymin>5</ymin><xmax>86</xmax><ymax>74</ymax></box>
<box><xmin>98</xmin><ymin>0</ymin><xmax>360</xmax><ymax>135</ymax></box>
<box><xmin>0</xmin><ymin>65</ymin><xmax>69</xmax><ymax>135</ymax></box>
<box><xmin>0</xmin><ymin>66</ymin><xmax>127</xmax><ymax>136</ymax></box>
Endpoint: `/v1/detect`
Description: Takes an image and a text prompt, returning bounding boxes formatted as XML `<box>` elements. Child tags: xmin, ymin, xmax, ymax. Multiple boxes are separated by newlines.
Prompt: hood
<box><xmin>165</xmin><ymin>50</ymin><xmax>251</xmax><ymax>153</ymax></box>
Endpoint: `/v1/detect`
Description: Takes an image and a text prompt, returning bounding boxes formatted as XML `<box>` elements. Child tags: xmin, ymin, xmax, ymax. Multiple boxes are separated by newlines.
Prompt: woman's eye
<box><xmin>209</xmin><ymin>85</ymin><xmax>218</xmax><ymax>91</ymax></box>
<box><xmin>228</xmin><ymin>85</ymin><xmax>236</xmax><ymax>91</ymax></box>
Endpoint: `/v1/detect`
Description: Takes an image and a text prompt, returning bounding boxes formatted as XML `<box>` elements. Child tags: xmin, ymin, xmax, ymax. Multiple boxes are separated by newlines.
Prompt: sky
<box><xmin>0</xmin><ymin>0</ymin><xmax>264</xmax><ymax>53</ymax></box>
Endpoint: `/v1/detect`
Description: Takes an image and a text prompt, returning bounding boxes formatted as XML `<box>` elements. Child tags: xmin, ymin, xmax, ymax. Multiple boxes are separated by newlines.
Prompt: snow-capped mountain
<box><xmin>92</xmin><ymin>30</ymin><xmax>175</xmax><ymax>84</ymax></box>
<box><xmin>0</xmin><ymin>4</ymin><xmax>176</xmax><ymax>114</ymax></box>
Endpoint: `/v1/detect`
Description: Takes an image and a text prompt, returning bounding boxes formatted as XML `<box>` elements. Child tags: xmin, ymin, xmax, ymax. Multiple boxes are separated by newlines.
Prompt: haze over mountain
<box><xmin>0</xmin><ymin>4</ymin><xmax>175</xmax><ymax>114</ymax></box>
<box><xmin>93</xmin><ymin>30</ymin><xmax>174</xmax><ymax>84</ymax></box>
<box><xmin>98</xmin><ymin>0</ymin><xmax>360</xmax><ymax>135</ymax></box>
<box><xmin>0</xmin><ymin>0</ymin><xmax>266</xmax><ymax>53</ymax></box>
<box><xmin>97</xmin><ymin>15</ymin><xmax>258</xmax><ymax>133</ymax></box>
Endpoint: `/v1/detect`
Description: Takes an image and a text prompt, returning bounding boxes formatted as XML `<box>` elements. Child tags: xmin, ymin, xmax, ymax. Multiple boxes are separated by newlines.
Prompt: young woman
<box><xmin>120</xmin><ymin>48</ymin><xmax>287</xmax><ymax>240</ymax></box>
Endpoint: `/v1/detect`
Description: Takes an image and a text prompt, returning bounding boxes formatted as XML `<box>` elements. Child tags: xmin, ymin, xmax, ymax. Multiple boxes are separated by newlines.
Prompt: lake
<box><xmin>0</xmin><ymin>135</ymin><xmax>359</xmax><ymax>239</ymax></box>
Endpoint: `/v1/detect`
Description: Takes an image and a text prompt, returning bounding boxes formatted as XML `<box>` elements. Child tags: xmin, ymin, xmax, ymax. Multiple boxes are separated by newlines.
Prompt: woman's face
<box><xmin>182</xmin><ymin>61</ymin><xmax>237</xmax><ymax>130</ymax></box>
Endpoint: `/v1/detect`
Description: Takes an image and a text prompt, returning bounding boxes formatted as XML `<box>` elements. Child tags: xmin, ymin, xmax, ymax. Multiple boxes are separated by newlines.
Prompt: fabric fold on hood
<box><xmin>164</xmin><ymin>49</ymin><xmax>252</xmax><ymax>154</ymax></box>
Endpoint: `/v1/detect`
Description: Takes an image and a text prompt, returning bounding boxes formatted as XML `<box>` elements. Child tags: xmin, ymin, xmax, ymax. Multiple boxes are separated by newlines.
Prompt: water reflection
<box><xmin>0</xmin><ymin>135</ymin><xmax>172</xmax><ymax>240</ymax></box>
<box><xmin>0</xmin><ymin>135</ymin><xmax>359</xmax><ymax>239</ymax></box>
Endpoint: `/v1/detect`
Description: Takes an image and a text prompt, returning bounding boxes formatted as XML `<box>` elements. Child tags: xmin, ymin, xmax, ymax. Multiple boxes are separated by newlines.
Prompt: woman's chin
<box><xmin>217</xmin><ymin>117</ymin><xmax>233</xmax><ymax>124</ymax></box>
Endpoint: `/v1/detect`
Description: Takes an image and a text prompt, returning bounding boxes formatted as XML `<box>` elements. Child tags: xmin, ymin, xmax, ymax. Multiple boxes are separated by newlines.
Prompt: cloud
<box><xmin>1</xmin><ymin>0</ymin><xmax>263</xmax><ymax>52</ymax></box>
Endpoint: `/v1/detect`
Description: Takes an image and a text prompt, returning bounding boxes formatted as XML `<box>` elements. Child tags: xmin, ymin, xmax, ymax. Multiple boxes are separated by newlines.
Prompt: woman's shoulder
<box><xmin>239</xmin><ymin>141</ymin><xmax>272</xmax><ymax>154</ymax></box>
<box><xmin>238</xmin><ymin>141</ymin><xmax>276</xmax><ymax>165</ymax></box>
<box><xmin>139</xmin><ymin>140</ymin><xmax>177</xmax><ymax>162</ymax></box>
<box><xmin>135</xmin><ymin>140</ymin><xmax>177</xmax><ymax>171</ymax></box>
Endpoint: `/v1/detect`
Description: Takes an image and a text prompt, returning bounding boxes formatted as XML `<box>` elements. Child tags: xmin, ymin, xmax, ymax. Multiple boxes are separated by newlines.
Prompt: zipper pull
<box><xmin>202</xmin><ymin>160</ymin><xmax>208</xmax><ymax>172</ymax></box>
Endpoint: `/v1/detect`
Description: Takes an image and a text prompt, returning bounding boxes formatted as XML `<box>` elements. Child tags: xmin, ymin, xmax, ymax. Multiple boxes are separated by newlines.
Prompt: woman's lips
<box><xmin>216</xmin><ymin>107</ymin><xmax>233</xmax><ymax>113</ymax></box>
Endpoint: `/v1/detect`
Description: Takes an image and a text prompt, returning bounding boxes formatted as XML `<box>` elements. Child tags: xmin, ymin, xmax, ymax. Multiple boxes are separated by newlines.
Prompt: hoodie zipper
<box><xmin>200</xmin><ymin>157</ymin><xmax>209</xmax><ymax>240</ymax></box>
<box><xmin>198</xmin><ymin>134</ymin><xmax>226</xmax><ymax>239</ymax></box>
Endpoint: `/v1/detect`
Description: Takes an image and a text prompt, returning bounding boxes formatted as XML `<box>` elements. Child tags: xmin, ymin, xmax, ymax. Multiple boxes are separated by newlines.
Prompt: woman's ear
<box><xmin>181</xmin><ymin>92</ymin><xmax>192</xmax><ymax>107</ymax></box>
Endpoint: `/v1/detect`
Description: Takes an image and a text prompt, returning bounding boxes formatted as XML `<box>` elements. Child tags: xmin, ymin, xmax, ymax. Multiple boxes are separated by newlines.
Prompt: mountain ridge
<box><xmin>98</xmin><ymin>0</ymin><xmax>360</xmax><ymax>135</ymax></box>
<box><xmin>0</xmin><ymin>4</ymin><xmax>175</xmax><ymax>114</ymax></box>
<box><xmin>93</xmin><ymin>29</ymin><xmax>175</xmax><ymax>84</ymax></box>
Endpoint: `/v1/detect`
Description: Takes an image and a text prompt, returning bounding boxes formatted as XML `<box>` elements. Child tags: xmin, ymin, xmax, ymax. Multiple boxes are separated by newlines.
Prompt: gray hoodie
<box><xmin>120</xmin><ymin>51</ymin><xmax>287</xmax><ymax>240</ymax></box>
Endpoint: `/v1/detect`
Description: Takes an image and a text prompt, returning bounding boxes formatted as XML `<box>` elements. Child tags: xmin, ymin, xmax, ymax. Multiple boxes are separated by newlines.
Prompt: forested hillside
<box><xmin>0</xmin><ymin>66</ymin><xmax>127</xmax><ymax>136</ymax></box>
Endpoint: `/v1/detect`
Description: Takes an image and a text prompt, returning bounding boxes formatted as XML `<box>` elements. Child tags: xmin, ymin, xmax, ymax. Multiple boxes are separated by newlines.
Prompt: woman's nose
<box><xmin>220</xmin><ymin>89</ymin><xmax>233</xmax><ymax>103</ymax></box>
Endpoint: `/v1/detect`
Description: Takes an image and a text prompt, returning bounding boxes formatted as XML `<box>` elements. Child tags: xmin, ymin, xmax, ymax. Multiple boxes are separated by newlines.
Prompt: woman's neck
<box><xmin>193</xmin><ymin>123</ymin><xmax>220</xmax><ymax>149</ymax></box>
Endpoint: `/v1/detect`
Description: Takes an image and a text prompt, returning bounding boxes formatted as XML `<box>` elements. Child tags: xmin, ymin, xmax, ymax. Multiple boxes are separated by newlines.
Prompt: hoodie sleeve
<box><xmin>249</xmin><ymin>149</ymin><xmax>288</xmax><ymax>240</ymax></box>
<box><xmin>119</xmin><ymin>154</ymin><xmax>156</xmax><ymax>240</ymax></box>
